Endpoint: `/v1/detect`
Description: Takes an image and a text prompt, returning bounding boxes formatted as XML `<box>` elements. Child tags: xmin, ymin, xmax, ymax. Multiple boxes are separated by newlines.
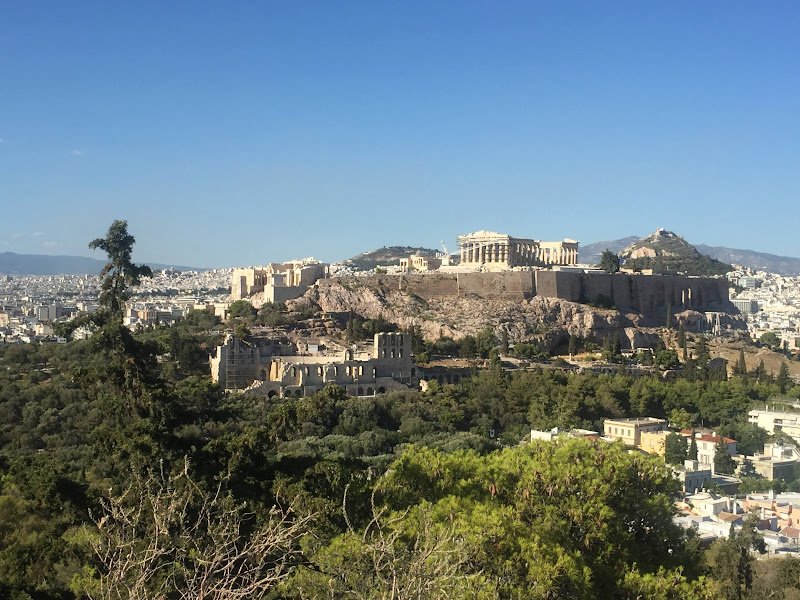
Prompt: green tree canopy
<box><xmin>759</xmin><ymin>331</ymin><xmax>781</xmax><ymax>350</ymax></box>
<box><xmin>228</xmin><ymin>299</ymin><xmax>257</xmax><ymax>318</ymax></box>
<box><xmin>665</xmin><ymin>432</ymin><xmax>688</xmax><ymax>465</ymax></box>
<box><xmin>292</xmin><ymin>439</ymin><xmax>703</xmax><ymax>598</ymax></box>
<box><xmin>89</xmin><ymin>220</ymin><xmax>152</xmax><ymax>317</ymax></box>
<box><xmin>599</xmin><ymin>249</ymin><xmax>621</xmax><ymax>273</ymax></box>
<box><xmin>714</xmin><ymin>440</ymin><xmax>737</xmax><ymax>475</ymax></box>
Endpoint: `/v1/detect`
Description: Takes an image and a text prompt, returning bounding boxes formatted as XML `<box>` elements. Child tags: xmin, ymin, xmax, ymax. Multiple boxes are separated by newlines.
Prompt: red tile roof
<box><xmin>781</xmin><ymin>526</ymin><xmax>800</xmax><ymax>539</ymax></box>
<box><xmin>695</xmin><ymin>433</ymin><xmax>737</xmax><ymax>444</ymax></box>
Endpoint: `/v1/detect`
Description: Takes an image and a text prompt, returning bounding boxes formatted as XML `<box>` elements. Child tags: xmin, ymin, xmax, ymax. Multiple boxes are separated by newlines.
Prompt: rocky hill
<box><xmin>619</xmin><ymin>230</ymin><xmax>732</xmax><ymax>276</ymax></box>
<box><xmin>290</xmin><ymin>277</ymin><xmax>746</xmax><ymax>353</ymax></box>
<box><xmin>582</xmin><ymin>235</ymin><xmax>800</xmax><ymax>276</ymax></box>
<box><xmin>342</xmin><ymin>246</ymin><xmax>439</xmax><ymax>271</ymax></box>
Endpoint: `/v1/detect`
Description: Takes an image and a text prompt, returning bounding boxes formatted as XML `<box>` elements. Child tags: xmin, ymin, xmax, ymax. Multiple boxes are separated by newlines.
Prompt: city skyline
<box><xmin>2</xmin><ymin>1</ymin><xmax>799</xmax><ymax>267</ymax></box>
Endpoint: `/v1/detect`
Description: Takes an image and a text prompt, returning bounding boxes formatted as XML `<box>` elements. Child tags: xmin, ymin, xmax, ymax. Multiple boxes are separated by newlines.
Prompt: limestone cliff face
<box><xmin>293</xmin><ymin>279</ymin><xmax>688</xmax><ymax>351</ymax></box>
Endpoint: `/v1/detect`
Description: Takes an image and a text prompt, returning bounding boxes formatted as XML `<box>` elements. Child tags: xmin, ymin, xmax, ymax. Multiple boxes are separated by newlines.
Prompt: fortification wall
<box><xmin>322</xmin><ymin>271</ymin><xmax>732</xmax><ymax>315</ymax></box>
<box><xmin>456</xmin><ymin>271</ymin><xmax>535</xmax><ymax>298</ymax></box>
<box><xmin>327</xmin><ymin>272</ymin><xmax>535</xmax><ymax>300</ymax></box>
<box><xmin>534</xmin><ymin>271</ymin><xmax>732</xmax><ymax>314</ymax></box>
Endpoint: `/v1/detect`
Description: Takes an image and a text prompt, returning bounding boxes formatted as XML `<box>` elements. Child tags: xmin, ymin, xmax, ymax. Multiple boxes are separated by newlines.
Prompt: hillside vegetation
<box><xmin>343</xmin><ymin>246</ymin><xmax>438</xmax><ymax>270</ymax></box>
<box><xmin>620</xmin><ymin>229</ymin><xmax>733</xmax><ymax>276</ymax></box>
<box><xmin>3</xmin><ymin>221</ymin><xmax>800</xmax><ymax>599</ymax></box>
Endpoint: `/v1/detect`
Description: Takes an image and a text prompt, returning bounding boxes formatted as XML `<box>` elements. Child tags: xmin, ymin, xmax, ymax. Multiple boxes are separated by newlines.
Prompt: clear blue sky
<box><xmin>2</xmin><ymin>1</ymin><xmax>799</xmax><ymax>268</ymax></box>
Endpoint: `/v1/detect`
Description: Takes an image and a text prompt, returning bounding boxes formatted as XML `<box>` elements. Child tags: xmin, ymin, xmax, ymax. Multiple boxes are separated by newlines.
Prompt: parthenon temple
<box><xmin>457</xmin><ymin>231</ymin><xmax>579</xmax><ymax>269</ymax></box>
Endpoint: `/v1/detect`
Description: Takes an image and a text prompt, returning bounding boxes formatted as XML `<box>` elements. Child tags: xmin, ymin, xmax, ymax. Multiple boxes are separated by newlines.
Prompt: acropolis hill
<box><xmin>228</xmin><ymin>229</ymin><xmax>746</xmax><ymax>352</ymax></box>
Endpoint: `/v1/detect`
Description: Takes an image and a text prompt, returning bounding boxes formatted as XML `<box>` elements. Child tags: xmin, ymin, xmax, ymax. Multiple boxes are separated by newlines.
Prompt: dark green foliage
<box><xmin>599</xmin><ymin>248</ymin><xmax>621</xmax><ymax>273</ymax></box>
<box><xmin>714</xmin><ymin>440</ymin><xmax>737</xmax><ymax>475</ymax></box>
<box><xmin>759</xmin><ymin>331</ymin><xmax>781</xmax><ymax>350</ymax></box>
<box><xmin>688</xmin><ymin>433</ymin><xmax>698</xmax><ymax>460</ymax></box>
<box><xmin>778</xmin><ymin>362</ymin><xmax>792</xmax><ymax>394</ymax></box>
<box><xmin>511</xmin><ymin>342</ymin><xmax>547</xmax><ymax>360</ymax></box>
<box><xmin>665</xmin><ymin>432</ymin><xmax>688</xmax><ymax>465</ymax></box>
<box><xmin>430</xmin><ymin>336</ymin><xmax>459</xmax><ymax>357</ymax></box>
<box><xmin>292</xmin><ymin>440</ymin><xmax>705</xmax><ymax>598</ymax></box>
<box><xmin>706</xmin><ymin>512</ymin><xmax>765</xmax><ymax>599</ymax></box>
<box><xmin>654</xmin><ymin>349</ymin><xmax>680</xmax><ymax>370</ymax></box>
<box><xmin>1</xmin><ymin>319</ymin><xmax>798</xmax><ymax>598</ymax></box>
<box><xmin>345</xmin><ymin>246</ymin><xmax>438</xmax><ymax>271</ymax></box>
<box><xmin>755</xmin><ymin>359</ymin><xmax>769</xmax><ymax>383</ymax></box>
<box><xmin>734</xmin><ymin>348</ymin><xmax>747</xmax><ymax>378</ymax></box>
<box><xmin>228</xmin><ymin>299</ymin><xmax>257</xmax><ymax>318</ymax></box>
<box><xmin>89</xmin><ymin>220</ymin><xmax>152</xmax><ymax>317</ymax></box>
<box><xmin>568</xmin><ymin>334</ymin><xmax>579</xmax><ymax>356</ymax></box>
<box><xmin>623</xmin><ymin>233</ymin><xmax>733</xmax><ymax>276</ymax></box>
<box><xmin>344</xmin><ymin>312</ymin><xmax>397</xmax><ymax>342</ymax></box>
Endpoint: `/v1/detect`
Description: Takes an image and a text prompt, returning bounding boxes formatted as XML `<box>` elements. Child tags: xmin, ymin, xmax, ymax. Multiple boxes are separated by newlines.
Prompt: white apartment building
<box><xmin>749</xmin><ymin>407</ymin><xmax>800</xmax><ymax>443</ymax></box>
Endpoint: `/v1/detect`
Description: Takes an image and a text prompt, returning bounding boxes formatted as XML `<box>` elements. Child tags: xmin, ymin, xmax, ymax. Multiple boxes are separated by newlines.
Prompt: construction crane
<box><xmin>440</xmin><ymin>241</ymin><xmax>450</xmax><ymax>256</ymax></box>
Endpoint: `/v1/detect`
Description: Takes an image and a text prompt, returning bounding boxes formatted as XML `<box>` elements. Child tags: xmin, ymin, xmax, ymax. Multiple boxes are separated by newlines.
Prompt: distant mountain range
<box><xmin>0</xmin><ymin>252</ymin><xmax>204</xmax><ymax>275</ymax></box>
<box><xmin>694</xmin><ymin>245</ymin><xmax>800</xmax><ymax>277</ymax></box>
<box><xmin>580</xmin><ymin>237</ymin><xmax>800</xmax><ymax>276</ymax></box>
<box><xmin>579</xmin><ymin>237</ymin><xmax>640</xmax><ymax>265</ymax></box>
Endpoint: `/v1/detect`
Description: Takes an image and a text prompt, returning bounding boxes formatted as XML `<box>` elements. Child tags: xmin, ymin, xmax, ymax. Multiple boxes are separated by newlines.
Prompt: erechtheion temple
<box><xmin>457</xmin><ymin>231</ymin><xmax>579</xmax><ymax>270</ymax></box>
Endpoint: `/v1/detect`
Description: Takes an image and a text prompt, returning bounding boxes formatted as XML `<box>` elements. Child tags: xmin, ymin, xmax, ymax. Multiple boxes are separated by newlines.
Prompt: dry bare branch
<box><xmin>87</xmin><ymin>458</ymin><xmax>312</xmax><ymax>600</ymax></box>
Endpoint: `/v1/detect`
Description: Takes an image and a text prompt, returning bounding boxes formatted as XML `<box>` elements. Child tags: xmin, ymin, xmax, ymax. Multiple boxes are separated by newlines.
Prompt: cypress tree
<box><xmin>602</xmin><ymin>335</ymin><xmax>612</xmax><ymax>360</ymax></box>
<box><xmin>688</xmin><ymin>433</ymin><xmax>698</xmax><ymax>460</ymax></box>
<box><xmin>777</xmin><ymin>362</ymin><xmax>791</xmax><ymax>394</ymax></box>
<box><xmin>736</xmin><ymin>348</ymin><xmax>747</xmax><ymax>379</ymax></box>
<box><xmin>568</xmin><ymin>334</ymin><xmax>579</xmax><ymax>356</ymax></box>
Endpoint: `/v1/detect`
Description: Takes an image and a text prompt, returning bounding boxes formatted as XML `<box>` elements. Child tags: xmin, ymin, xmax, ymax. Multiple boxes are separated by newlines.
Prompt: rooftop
<box><xmin>604</xmin><ymin>417</ymin><xmax>668</xmax><ymax>425</ymax></box>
